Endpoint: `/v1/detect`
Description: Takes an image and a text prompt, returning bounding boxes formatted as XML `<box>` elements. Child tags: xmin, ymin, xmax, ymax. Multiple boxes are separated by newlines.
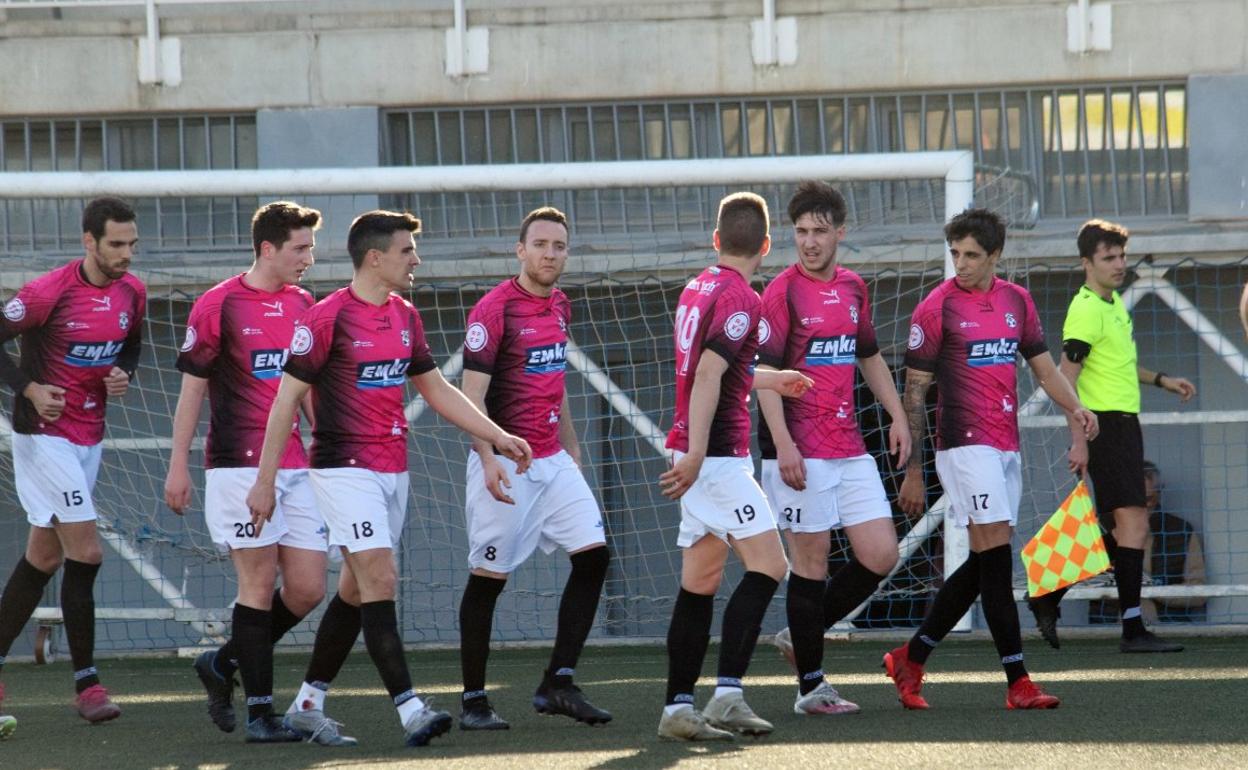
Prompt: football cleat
<box><xmin>773</xmin><ymin>627</ymin><xmax>798</xmax><ymax>672</ymax></box>
<box><xmin>657</xmin><ymin>706</ymin><xmax>734</xmax><ymax>741</ymax></box>
<box><xmin>460</xmin><ymin>697</ymin><xmax>510</xmax><ymax>730</ymax></box>
<box><xmin>793</xmin><ymin>680</ymin><xmax>860</xmax><ymax>715</ymax></box>
<box><xmin>533</xmin><ymin>682</ymin><xmax>612</xmax><ymax>725</ymax></box>
<box><xmin>75</xmin><ymin>684</ymin><xmax>121</xmax><ymax>724</ymax></box>
<box><xmin>883</xmin><ymin>644</ymin><xmax>929</xmax><ymax>710</ymax></box>
<box><xmin>702</xmin><ymin>690</ymin><xmax>773</xmax><ymax>736</ymax></box>
<box><xmin>403</xmin><ymin>701</ymin><xmax>453</xmax><ymax>747</ymax></box>
<box><xmin>245</xmin><ymin>713</ymin><xmax>302</xmax><ymax>743</ymax></box>
<box><xmin>1119</xmin><ymin>631</ymin><xmax>1184</xmax><ymax>654</ymax></box>
<box><xmin>192</xmin><ymin>650</ymin><xmax>236</xmax><ymax>732</ymax></box>
<box><xmin>1005</xmin><ymin>676</ymin><xmax>1060</xmax><ymax>710</ymax></box>
<box><xmin>284</xmin><ymin>708</ymin><xmax>358</xmax><ymax>746</ymax></box>
<box><xmin>0</xmin><ymin>682</ymin><xmax>15</xmax><ymax>741</ymax></box>
<box><xmin>1027</xmin><ymin>594</ymin><xmax>1062</xmax><ymax>650</ymax></box>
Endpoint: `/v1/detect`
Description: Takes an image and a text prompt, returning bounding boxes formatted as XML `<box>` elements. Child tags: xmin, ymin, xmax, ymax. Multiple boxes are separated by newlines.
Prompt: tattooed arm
<box><xmin>897</xmin><ymin>368</ymin><xmax>934</xmax><ymax>518</ymax></box>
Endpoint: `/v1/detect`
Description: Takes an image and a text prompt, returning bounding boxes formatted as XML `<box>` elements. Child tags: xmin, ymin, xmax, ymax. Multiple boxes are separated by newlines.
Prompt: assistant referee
<box><xmin>1029</xmin><ymin>219</ymin><xmax>1195</xmax><ymax>653</ymax></box>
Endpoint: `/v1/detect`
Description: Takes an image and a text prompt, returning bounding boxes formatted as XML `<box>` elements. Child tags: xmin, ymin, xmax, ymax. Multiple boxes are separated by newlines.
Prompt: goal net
<box><xmin>1</xmin><ymin>154</ymin><xmax>1245</xmax><ymax>659</ymax></box>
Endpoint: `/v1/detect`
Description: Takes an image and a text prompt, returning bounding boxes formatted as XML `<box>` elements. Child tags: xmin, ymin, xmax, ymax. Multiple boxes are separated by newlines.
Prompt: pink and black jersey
<box><xmin>665</xmin><ymin>264</ymin><xmax>761</xmax><ymax>458</ymax></box>
<box><xmin>757</xmin><ymin>264</ymin><xmax>879</xmax><ymax>460</ymax></box>
<box><xmin>0</xmin><ymin>260</ymin><xmax>145</xmax><ymax>446</ymax></box>
<box><xmin>282</xmin><ymin>285</ymin><xmax>435</xmax><ymax>472</ymax></box>
<box><xmin>176</xmin><ymin>274</ymin><xmax>314</xmax><ymax>469</ymax></box>
<box><xmin>462</xmin><ymin>278</ymin><xmax>570</xmax><ymax>460</ymax></box>
<box><xmin>904</xmin><ymin>277</ymin><xmax>1047</xmax><ymax>452</ymax></box>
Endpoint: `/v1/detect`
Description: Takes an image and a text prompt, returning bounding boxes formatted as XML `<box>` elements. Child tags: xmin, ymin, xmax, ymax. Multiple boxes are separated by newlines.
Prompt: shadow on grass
<box><xmin>1</xmin><ymin>637</ymin><xmax>1244</xmax><ymax>769</ymax></box>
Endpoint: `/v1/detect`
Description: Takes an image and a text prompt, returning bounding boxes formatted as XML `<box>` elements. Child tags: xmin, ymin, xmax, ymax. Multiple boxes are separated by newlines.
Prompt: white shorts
<box><xmin>310</xmin><ymin>468</ymin><xmax>408</xmax><ymax>555</ymax></box>
<box><xmin>12</xmin><ymin>433</ymin><xmax>102</xmax><ymax>527</ymax></box>
<box><xmin>935</xmin><ymin>445</ymin><xmax>1022</xmax><ymax>527</ymax></box>
<box><xmin>675</xmin><ymin>453</ymin><xmax>778</xmax><ymax>548</ymax></box>
<box><xmin>204</xmin><ymin>467</ymin><xmax>326</xmax><ymax>553</ymax></box>
<box><xmin>465</xmin><ymin>450</ymin><xmax>605</xmax><ymax>573</ymax></box>
<box><xmin>762</xmin><ymin>454</ymin><xmax>892</xmax><ymax>533</ymax></box>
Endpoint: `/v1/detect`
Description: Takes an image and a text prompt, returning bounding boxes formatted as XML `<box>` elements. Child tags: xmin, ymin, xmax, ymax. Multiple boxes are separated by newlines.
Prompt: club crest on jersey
<box><xmin>290</xmin><ymin>324</ymin><xmax>313</xmax><ymax>355</ymax></box>
<box><xmin>849</xmin><ymin>305</ymin><xmax>859</xmax><ymax>324</ymax></box>
<box><xmin>250</xmin><ymin>348</ymin><xmax>289</xmax><ymax>379</ymax></box>
<box><xmin>908</xmin><ymin>324</ymin><xmax>925</xmax><ymax>350</ymax></box>
<box><xmin>180</xmin><ymin>326</ymin><xmax>197</xmax><ymax>352</ymax></box>
<box><xmin>723</xmin><ymin>311</ymin><xmax>751</xmax><ymax>341</ymax></box>
<box><xmin>1004</xmin><ymin>312</ymin><xmax>1017</xmax><ymax>328</ymax></box>
<box><xmin>525</xmin><ymin>341</ymin><xmax>567</xmax><ymax>374</ymax></box>
<box><xmin>118</xmin><ymin>311</ymin><xmax>130</xmax><ymax>331</ymax></box>
<box><xmin>966</xmin><ymin>337</ymin><xmax>1019</xmax><ymax>366</ymax></box>
<box><xmin>401</xmin><ymin>329</ymin><xmax>411</xmax><ymax>347</ymax></box>
<box><xmin>806</xmin><ymin>335</ymin><xmax>857</xmax><ymax>366</ymax></box>
<box><xmin>465</xmin><ymin>322</ymin><xmax>488</xmax><ymax>352</ymax></box>
<box><xmin>356</xmin><ymin>358</ymin><xmax>409</xmax><ymax>388</ymax></box>
<box><xmin>757</xmin><ymin>318</ymin><xmax>771</xmax><ymax>345</ymax></box>
<box><xmin>4</xmin><ymin>297</ymin><xmax>25</xmax><ymax>322</ymax></box>
<box><xmin>65</xmin><ymin>339</ymin><xmax>124</xmax><ymax>367</ymax></box>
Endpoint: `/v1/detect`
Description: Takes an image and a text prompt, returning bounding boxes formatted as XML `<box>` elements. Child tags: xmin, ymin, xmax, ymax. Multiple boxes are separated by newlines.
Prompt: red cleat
<box><xmin>76</xmin><ymin>684</ymin><xmax>121</xmax><ymax>724</ymax></box>
<box><xmin>1006</xmin><ymin>676</ymin><xmax>1060</xmax><ymax>710</ymax></box>
<box><xmin>883</xmin><ymin>644</ymin><xmax>929</xmax><ymax>710</ymax></box>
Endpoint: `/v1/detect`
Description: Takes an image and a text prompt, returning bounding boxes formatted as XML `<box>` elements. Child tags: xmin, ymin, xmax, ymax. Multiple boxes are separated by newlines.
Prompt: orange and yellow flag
<box><xmin>1020</xmin><ymin>481</ymin><xmax>1111</xmax><ymax>598</ymax></box>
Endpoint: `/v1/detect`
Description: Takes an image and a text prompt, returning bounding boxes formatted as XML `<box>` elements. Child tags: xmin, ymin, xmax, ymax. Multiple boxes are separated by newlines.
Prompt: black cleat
<box><xmin>1120</xmin><ymin>631</ymin><xmax>1184</xmax><ymax>654</ymax></box>
<box><xmin>193</xmin><ymin>650</ymin><xmax>237</xmax><ymax>732</ymax></box>
<box><xmin>245</xmin><ymin>713</ymin><xmax>302</xmax><ymax>743</ymax></box>
<box><xmin>1028</xmin><ymin>594</ymin><xmax>1062</xmax><ymax>650</ymax></box>
<box><xmin>533</xmin><ymin>682</ymin><xmax>612</xmax><ymax>726</ymax></box>
<box><xmin>460</xmin><ymin>697</ymin><xmax>510</xmax><ymax>731</ymax></box>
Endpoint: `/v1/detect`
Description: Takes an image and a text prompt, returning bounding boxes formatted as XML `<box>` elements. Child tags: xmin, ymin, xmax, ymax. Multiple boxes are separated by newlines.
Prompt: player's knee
<box><xmin>26</xmin><ymin>552</ymin><xmax>63</xmax><ymax>574</ymax></box>
<box><xmin>861</xmin><ymin>549</ymin><xmax>898</xmax><ymax>576</ymax></box>
<box><xmin>569</xmin><ymin>544</ymin><xmax>609</xmax><ymax>576</ymax></box>
<box><xmin>791</xmin><ymin>551</ymin><xmax>829</xmax><ymax>580</ymax></box>
<box><xmin>283</xmin><ymin>582</ymin><xmax>326</xmax><ymax>615</ymax></box>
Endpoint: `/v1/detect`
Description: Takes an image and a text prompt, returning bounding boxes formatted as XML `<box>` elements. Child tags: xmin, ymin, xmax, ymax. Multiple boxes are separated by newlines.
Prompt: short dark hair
<box><xmin>944</xmin><ymin>208</ymin><xmax>1006</xmax><ymax>255</ymax></box>
<box><xmin>1077</xmin><ymin>218</ymin><xmax>1129</xmax><ymax>260</ymax></box>
<box><xmin>347</xmin><ymin>210</ymin><xmax>422</xmax><ymax>268</ymax></box>
<box><xmin>82</xmin><ymin>197</ymin><xmax>136</xmax><ymax>239</ymax></box>
<box><xmin>251</xmin><ymin>201</ymin><xmax>322</xmax><ymax>258</ymax></box>
<box><xmin>787</xmin><ymin>181</ymin><xmax>847</xmax><ymax>227</ymax></box>
<box><xmin>519</xmin><ymin>206</ymin><xmax>569</xmax><ymax>244</ymax></box>
<box><xmin>716</xmin><ymin>192</ymin><xmax>769</xmax><ymax>257</ymax></box>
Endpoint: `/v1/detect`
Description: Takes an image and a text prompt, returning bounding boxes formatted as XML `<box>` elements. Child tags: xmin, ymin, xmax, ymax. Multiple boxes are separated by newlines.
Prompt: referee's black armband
<box><xmin>1062</xmin><ymin>338</ymin><xmax>1092</xmax><ymax>363</ymax></box>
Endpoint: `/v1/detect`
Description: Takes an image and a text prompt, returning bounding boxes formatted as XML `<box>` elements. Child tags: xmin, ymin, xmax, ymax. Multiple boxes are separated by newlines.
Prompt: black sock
<box><xmin>231</xmin><ymin>603</ymin><xmax>275</xmax><ymax>721</ymax></box>
<box><xmin>786</xmin><ymin>573</ymin><xmax>827</xmax><ymax>695</ymax></box>
<box><xmin>978</xmin><ymin>544</ymin><xmax>1027</xmax><ymax>685</ymax></box>
<box><xmin>546</xmin><ymin>546</ymin><xmax>609</xmax><ymax>687</ymax></box>
<box><xmin>1115</xmin><ymin>547</ymin><xmax>1146</xmax><ymax>638</ymax></box>
<box><xmin>823</xmin><ymin>558</ymin><xmax>887</xmax><ymax>628</ymax></box>
<box><xmin>0</xmin><ymin>557</ymin><xmax>55</xmax><ymax>672</ymax></box>
<box><xmin>217</xmin><ymin>588</ymin><xmax>304</xmax><ymax>678</ymax></box>
<box><xmin>459</xmin><ymin>574</ymin><xmax>506</xmax><ymax>697</ymax></box>
<box><xmin>909</xmin><ymin>551</ymin><xmax>981</xmax><ymax>665</ymax></box>
<box><xmin>61</xmin><ymin>559</ymin><xmax>101</xmax><ymax>693</ymax></box>
<box><xmin>665</xmin><ymin>589</ymin><xmax>714</xmax><ymax>706</ymax></box>
<box><xmin>716</xmin><ymin>571</ymin><xmax>779</xmax><ymax>686</ymax></box>
<box><xmin>304</xmin><ymin>594</ymin><xmax>362</xmax><ymax>686</ymax></box>
<box><xmin>361</xmin><ymin>600</ymin><xmax>413</xmax><ymax>700</ymax></box>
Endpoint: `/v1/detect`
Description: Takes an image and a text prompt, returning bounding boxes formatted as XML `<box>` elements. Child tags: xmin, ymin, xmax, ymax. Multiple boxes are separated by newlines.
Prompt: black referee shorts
<box><xmin>1086</xmin><ymin>411</ymin><xmax>1147</xmax><ymax>516</ymax></box>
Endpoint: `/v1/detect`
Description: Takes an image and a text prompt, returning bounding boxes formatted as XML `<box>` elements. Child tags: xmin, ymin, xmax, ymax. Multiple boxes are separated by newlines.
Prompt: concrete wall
<box><xmin>1</xmin><ymin>0</ymin><xmax>1246</xmax><ymax>115</ymax></box>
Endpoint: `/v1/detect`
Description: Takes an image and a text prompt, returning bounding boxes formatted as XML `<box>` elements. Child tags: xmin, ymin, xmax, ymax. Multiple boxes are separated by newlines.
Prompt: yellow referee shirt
<box><xmin>1062</xmin><ymin>284</ymin><xmax>1140</xmax><ymax>413</ymax></box>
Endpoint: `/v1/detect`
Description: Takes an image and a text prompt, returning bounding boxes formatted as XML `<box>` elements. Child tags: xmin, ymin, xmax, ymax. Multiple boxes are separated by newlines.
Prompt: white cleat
<box><xmin>773</xmin><ymin>627</ymin><xmax>797</xmax><ymax>672</ymax></box>
<box><xmin>702</xmin><ymin>691</ymin><xmax>773</xmax><ymax>736</ymax></box>
<box><xmin>284</xmin><ymin>708</ymin><xmax>359</xmax><ymax>746</ymax></box>
<box><xmin>657</xmin><ymin>706</ymin><xmax>734</xmax><ymax>741</ymax></box>
<box><xmin>794</xmin><ymin>680</ymin><xmax>861</xmax><ymax>715</ymax></box>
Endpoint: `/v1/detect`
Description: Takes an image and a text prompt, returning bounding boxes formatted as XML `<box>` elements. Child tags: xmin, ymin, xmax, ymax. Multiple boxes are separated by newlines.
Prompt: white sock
<box><xmin>713</xmin><ymin>686</ymin><xmax>743</xmax><ymax>699</ymax></box>
<box><xmin>663</xmin><ymin>703</ymin><xmax>694</xmax><ymax>717</ymax></box>
<box><xmin>288</xmin><ymin>681</ymin><xmax>327</xmax><ymax>714</ymax></box>
<box><xmin>395</xmin><ymin>691</ymin><xmax>426</xmax><ymax>727</ymax></box>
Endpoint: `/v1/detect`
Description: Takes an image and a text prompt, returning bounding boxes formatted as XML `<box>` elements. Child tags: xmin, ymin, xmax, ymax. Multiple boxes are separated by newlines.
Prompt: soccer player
<box><xmin>457</xmin><ymin>207</ymin><xmax>611</xmax><ymax>730</ymax></box>
<box><xmin>1026</xmin><ymin>219</ymin><xmax>1195</xmax><ymax>653</ymax></box>
<box><xmin>245</xmin><ymin>210</ymin><xmax>531</xmax><ymax>748</ymax></box>
<box><xmin>888</xmin><ymin>208</ymin><xmax>1097</xmax><ymax>711</ymax></box>
<box><xmin>656</xmin><ymin>192</ymin><xmax>813</xmax><ymax>742</ymax></box>
<box><xmin>758</xmin><ymin>181</ymin><xmax>911</xmax><ymax>715</ymax></box>
<box><xmin>164</xmin><ymin>201</ymin><xmax>355</xmax><ymax>744</ymax></box>
<box><xmin>0</xmin><ymin>197</ymin><xmax>145</xmax><ymax>733</ymax></box>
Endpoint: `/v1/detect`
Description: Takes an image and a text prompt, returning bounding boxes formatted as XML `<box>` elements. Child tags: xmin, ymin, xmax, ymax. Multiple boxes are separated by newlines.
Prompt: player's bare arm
<box><xmin>755</xmin><ymin>364</ymin><xmax>806</xmax><ymax>492</ymax></box>
<box><xmin>1057</xmin><ymin>354</ymin><xmax>1092</xmax><ymax>475</ymax></box>
<box><xmin>859</xmin><ymin>352</ymin><xmax>912</xmax><ymax>469</ymax></box>
<box><xmin>752</xmin><ymin>367</ymin><xmax>814</xmax><ymax>397</ymax></box>
<box><xmin>461</xmin><ymin>368</ymin><xmax>516</xmax><ymax>504</ymax></box>
<box><xmin>411</xmin><ymin>367</ymin><xmax>532</xmax><ymax>473</ymax></box>
<box><xmin>897</xmin><ymin>367</ymin><xmax>933</xmax><ymax>517</ymax></box>
<box><xmin>659</xmin><ymin>349</ymin><xmax>727</xmax><ymax>500</ymax></box>
<box><xmin>557</xmin><ymin>390</ymin><xmax>582</xmax><ymax>468</ymax></box>
<box><xmin>1137</xmin><ymin>365</ymin><xmax>1196</xmax><ymax>402</ymax></box>
<box><xmin>1028</xmin><ymin>352</ymin><xmax>1099</xmax><ymax>451</ymax></box>
<box><xmin>163</xmin><ymin>372</ymin><xmax>208</xmax><ymax>515</ymax></box>
<box><xmin>245</xmin><ymin>372</ymin><xmax>310</xmax><ymax>531</ymax></box>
